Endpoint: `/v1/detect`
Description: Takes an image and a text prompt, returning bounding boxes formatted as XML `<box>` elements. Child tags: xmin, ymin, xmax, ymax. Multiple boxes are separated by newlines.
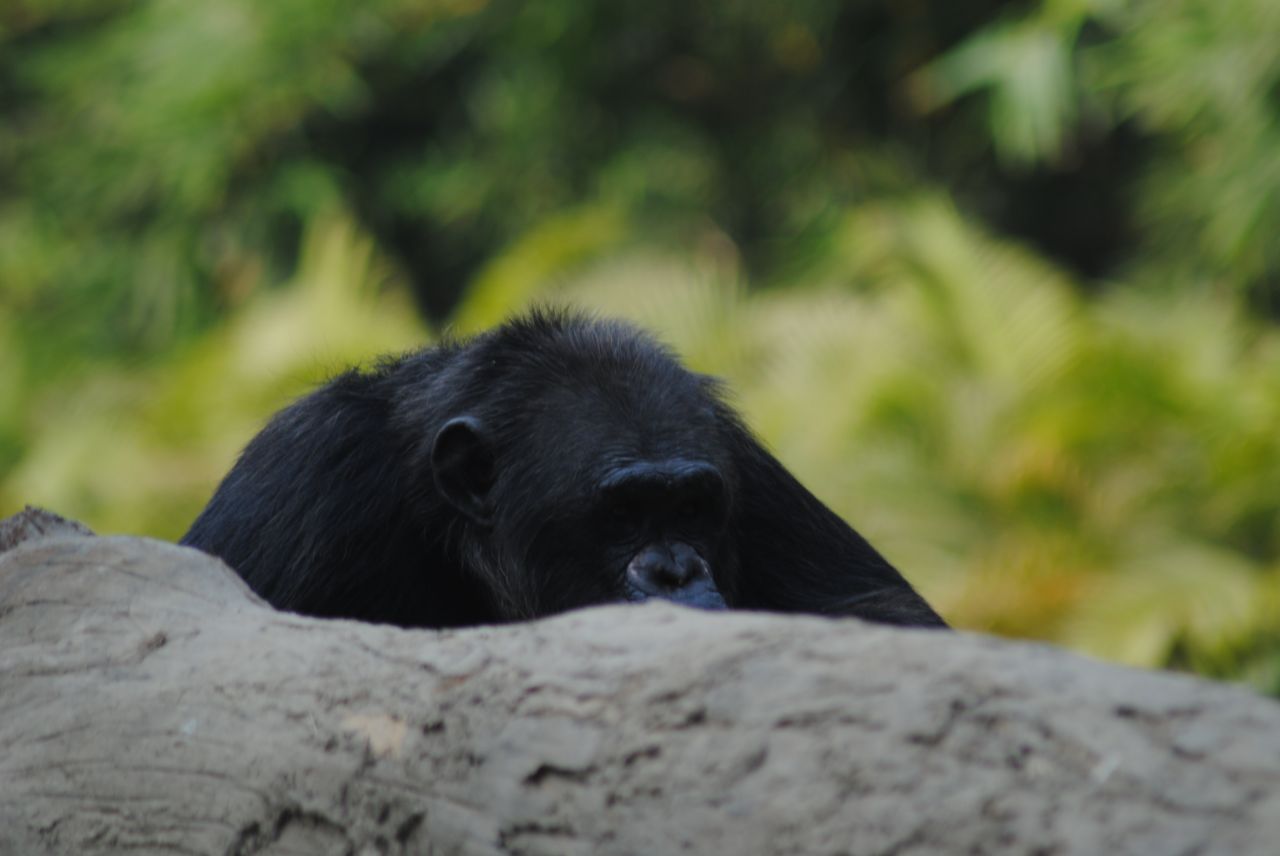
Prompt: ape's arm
<box><xmin>724</xmin><ymin>428</ymin><xmax>947</xmax><ymax>629</ymax></box>
<box><xmin>181</xmin><ymin>372</ymin><xmax>492</xmax><ymax>628</ymax></box>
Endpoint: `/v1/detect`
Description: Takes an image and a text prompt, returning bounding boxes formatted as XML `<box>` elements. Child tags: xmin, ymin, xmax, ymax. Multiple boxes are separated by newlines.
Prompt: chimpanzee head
<box><xmin>427</xmin><ymin>317</ymin><xmax>737</xmax><ymax>620</ymax></box>
<box><xmin>184</xmin><ymin>309</ymin><xmax>948</xmax><ymax>630</ymax></box>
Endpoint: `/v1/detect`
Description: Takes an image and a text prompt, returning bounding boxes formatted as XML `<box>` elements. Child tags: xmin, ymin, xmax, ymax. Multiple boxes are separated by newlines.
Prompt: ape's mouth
<box><xmin>624</xmin><ymin>579</ymin><xmax>727</xmax><ymax>611</ymax></box>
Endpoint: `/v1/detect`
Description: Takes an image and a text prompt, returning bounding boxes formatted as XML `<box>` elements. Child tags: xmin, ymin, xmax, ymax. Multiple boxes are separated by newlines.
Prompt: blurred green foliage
<box><xmin>1</xmin><ymin>0</ymin><xmax>1277</xmax><ymax>694</ymax></box>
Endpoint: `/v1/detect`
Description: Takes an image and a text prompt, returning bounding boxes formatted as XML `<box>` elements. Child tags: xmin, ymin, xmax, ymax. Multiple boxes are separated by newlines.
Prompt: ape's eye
<box><xmin>604</xmin><ymin>500</ymin><xmax>635</xmax><ymax>528</ymax></box>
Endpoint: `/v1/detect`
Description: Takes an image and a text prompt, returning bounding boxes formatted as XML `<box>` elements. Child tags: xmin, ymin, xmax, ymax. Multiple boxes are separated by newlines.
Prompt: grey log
<box><xmin>1</xmin><ymin>508</ymin><xmax>1278</xmax><ymax>856</ymax></box>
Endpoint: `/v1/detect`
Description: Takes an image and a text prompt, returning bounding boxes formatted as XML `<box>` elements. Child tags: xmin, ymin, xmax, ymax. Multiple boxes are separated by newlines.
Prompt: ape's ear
<box><xmin>431</xmin><ymin>416</ymin><xmax>495</xmax><ymax>526</ymax></box>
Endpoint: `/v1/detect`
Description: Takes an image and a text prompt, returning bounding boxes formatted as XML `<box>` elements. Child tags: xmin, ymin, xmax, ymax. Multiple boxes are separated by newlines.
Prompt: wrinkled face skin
<box><xmin>483</xmin><ymin>403</ymin><xmax>737</xmax><ymax>619</ymax></box>
<box><xmin>432</xmin><ymin>367</ymin><xmax>738</xmax><ymax>621</ymax></box>
<box><xmin>430</xmin><ymin>348</ymin><xmax>747</xmax><ymax>621</ymax></box>
<box><xmin>598</xmin><ymin>458</ymin><xmax>729</xmax><ymax>607</ymax></box>
<box><xmin>514</xmin><ymin>456</ymin><xmax>733</xmax><ymax>616</ymax></box>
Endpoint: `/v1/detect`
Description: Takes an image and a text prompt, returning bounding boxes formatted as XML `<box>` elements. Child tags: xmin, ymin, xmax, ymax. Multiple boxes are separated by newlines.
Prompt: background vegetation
<box><xmin>2</xmin><ymin>0</ymin><xmax>1277</xmax><ymax>693</ymax></box>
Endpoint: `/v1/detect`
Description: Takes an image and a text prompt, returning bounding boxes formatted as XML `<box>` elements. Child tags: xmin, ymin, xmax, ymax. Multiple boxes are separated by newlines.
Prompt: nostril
<box><xmin>626</xmin><ymin>544</ymin><xmax>713</xmax><ymax>598</ymax></box>
<box><xmin>674</xmin><ymin>554</ymin><xmax>707</xmax><ymax>585</ymax></box>
<box><xmin>627</xmin><ymin>560</ymin><xmax>683</xmax><ymax>594</ymax></box>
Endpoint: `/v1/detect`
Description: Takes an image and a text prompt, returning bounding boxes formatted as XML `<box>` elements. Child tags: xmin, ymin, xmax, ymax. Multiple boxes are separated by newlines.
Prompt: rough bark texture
<box><xmin>1</xmin><ymin>509</ymin><xmax>1278</xmax><ymax>856</ymax></box>
<box><xmin>0</xmin><ymin>505</ymin><xmax>93</xmax><ymax>553</ymax></box>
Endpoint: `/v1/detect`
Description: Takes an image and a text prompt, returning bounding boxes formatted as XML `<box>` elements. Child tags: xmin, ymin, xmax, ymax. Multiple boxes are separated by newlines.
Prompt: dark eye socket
<box><xmin>597</xmin><ymin>475</ymin><xmax>723</xmax><ymax>530</ymax></box>
<box><xmin>602</xmin><ymin>495</ymin><xmax>639</xmax><ymax>529</ymax></box>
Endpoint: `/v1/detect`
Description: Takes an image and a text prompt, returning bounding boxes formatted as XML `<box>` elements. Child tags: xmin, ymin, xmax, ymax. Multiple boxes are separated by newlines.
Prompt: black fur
<box><xmin>182</xmin><ymin>310</ymin><xmax>946</xmax><ymax>629</ymax></box>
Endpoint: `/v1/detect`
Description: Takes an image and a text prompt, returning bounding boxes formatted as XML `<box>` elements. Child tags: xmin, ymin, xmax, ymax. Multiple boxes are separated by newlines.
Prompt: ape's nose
<box><xmin>625</xmin><ymin>543</ymin><xmax>725</xmax><ymax>610</ymax></box>
<box><xmin>626</xmin><ymin>544</ymin><xmax>700</xmax><ymax>593</ymax></box>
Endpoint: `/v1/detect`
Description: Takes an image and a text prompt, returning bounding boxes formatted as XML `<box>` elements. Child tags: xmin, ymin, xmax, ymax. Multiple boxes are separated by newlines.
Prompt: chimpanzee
<box><xmin>182</xmin><ymin>310</ymin><xmax>946</xmax><ymax>629</ymax></box>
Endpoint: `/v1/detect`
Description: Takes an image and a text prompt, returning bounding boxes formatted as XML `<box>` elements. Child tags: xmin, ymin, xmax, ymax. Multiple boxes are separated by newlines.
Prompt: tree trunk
<box><xmin>1</xmin><ymin>508</ymin><xmax>1278</xmax><ymax>855</ymax></box>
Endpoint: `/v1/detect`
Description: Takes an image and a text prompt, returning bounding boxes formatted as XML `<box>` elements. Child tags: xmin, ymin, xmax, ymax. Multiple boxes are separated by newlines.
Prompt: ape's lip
<box><xmin>624</xmin><ymin>586</ymin><xmax>727</xmax><ymax>611</ymax></box>
<box><xmin>679</xmin><ymin>591</ymin><xmax>728</xmax><ymax>611</ymax></box>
